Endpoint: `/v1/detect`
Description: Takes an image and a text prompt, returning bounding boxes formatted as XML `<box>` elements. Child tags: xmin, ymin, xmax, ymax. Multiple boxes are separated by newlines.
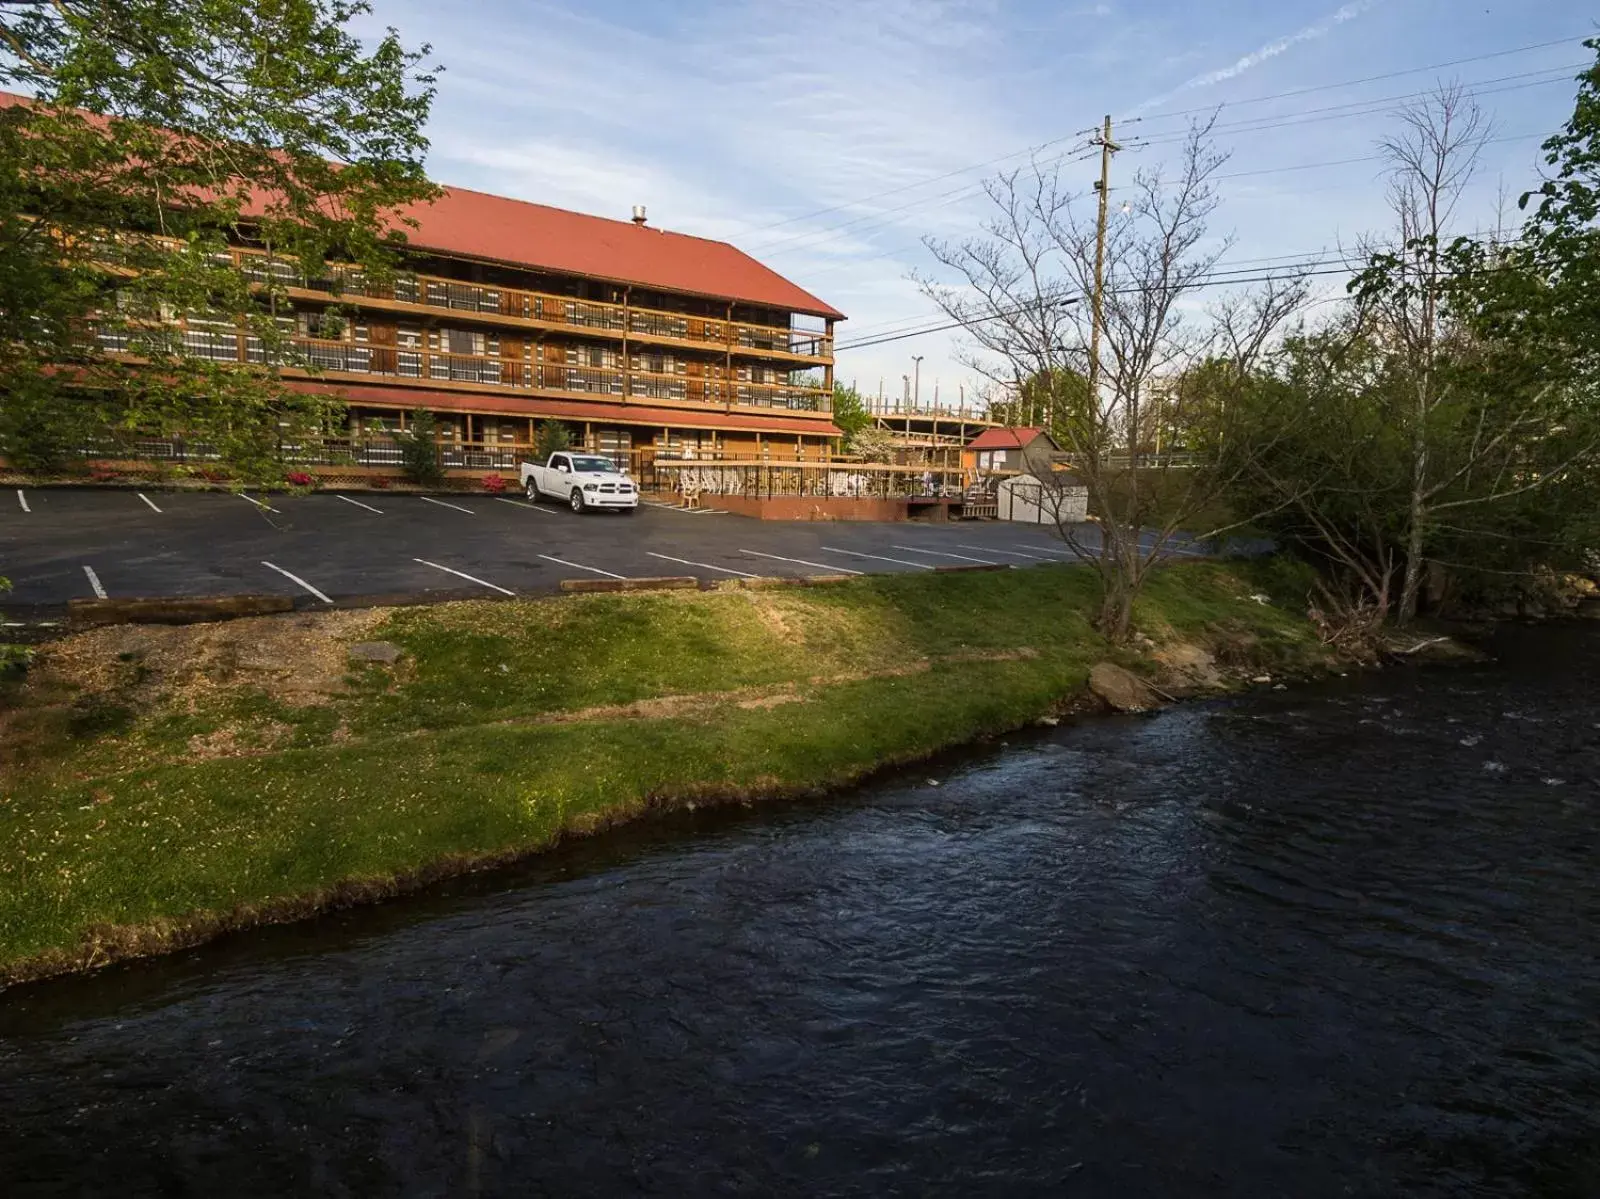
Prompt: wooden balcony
<box><xmin>221</xmin><ymin>247</ymin><xmax>835</xmax><ymax>365</ymax></box>
<box><xmin>154</xmin><ymin>331</ymin><xmax>834</xmax><ymax>413</ymax></box>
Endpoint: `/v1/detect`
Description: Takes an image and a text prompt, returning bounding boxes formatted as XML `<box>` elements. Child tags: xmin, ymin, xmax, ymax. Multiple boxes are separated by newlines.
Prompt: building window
<box><xmin>298</xmin><ymin>311</ymin><xmax>350</xmax><ymax>341</ymax></box>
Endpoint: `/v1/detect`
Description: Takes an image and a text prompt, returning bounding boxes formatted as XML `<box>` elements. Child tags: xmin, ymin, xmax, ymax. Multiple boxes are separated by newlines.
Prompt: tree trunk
<box><xmin>1398</xmin><ymin>387</ymin><xmax>1429</xmax><ymax>625</ymax></box>
<box><xmin>1096</xmin><ymin>556</ymin><xmax>1136</xmax><ymax>644</ymax></box>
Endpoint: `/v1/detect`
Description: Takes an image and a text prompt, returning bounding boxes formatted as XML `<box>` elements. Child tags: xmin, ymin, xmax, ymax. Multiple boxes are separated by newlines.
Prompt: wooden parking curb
<box><xmin>67</xmin><ymin>594</ymin><xmax>295</xmax><ymax>629</ymax></box>
<box><xmin>558</xmin><ymin>576</ymin><xmax>700</xmax><ymax>594</ymax></box>
<box><xmin>933</xmin><ymin>563</ymin><xmax>1012</xmax><ymax>574</ymax></box>
<box><xmin>724</xmin><ymin>575</ymin><xmax>858</xmax><ymax>590</ymax></box>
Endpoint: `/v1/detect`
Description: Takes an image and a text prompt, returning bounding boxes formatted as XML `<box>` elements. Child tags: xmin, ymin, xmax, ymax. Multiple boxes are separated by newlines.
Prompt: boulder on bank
<box><xmin>1151</xmin><ymin>642</ymin><xmax>1224</xmax><ymax>695</ymax></box>
<box><xmin>1088</xmin><ymin>662</ymin><xmax>1162</xmax><ymax>713</ymax></box>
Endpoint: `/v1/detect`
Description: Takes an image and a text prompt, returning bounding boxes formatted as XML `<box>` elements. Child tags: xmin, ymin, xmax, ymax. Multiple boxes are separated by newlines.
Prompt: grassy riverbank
<box><xmin>0</xmin><ymin>559</ymin><xmax>1331</xmax><ymax>984</ymax></box>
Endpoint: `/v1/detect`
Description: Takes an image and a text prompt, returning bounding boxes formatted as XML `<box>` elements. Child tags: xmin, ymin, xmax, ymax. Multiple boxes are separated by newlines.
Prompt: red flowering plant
<box><xmin>481</xmin><ymin>473</ymin><xmax>508</xmax><ymax>494</ymax></box>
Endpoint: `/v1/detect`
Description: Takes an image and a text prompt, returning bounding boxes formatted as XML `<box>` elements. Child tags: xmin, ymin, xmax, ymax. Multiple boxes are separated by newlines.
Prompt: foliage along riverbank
<box><xmin>0</xmin><ymin>560</ymin><xmax>1340</xmax><ymax>987</ymax></box>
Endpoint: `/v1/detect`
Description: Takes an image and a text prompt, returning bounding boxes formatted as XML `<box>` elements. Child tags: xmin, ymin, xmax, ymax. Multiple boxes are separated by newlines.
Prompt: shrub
<box><xmin>285</xmin><ymin>471</ymin><xmax>314</xmax><ymax>488</ymax></box>
<box><xmin>88</xmin><ymin>467</ymin><xmax>119</xmax><ymax>484</ymax></box>
<box><xmin>533</xmin><ymin>419</ymin><xmax>571</xmax><ymax>462</ymax></box>
<box><xmin>397</xmin><ymin>408</ymin><xmax>443</xmax><ymax>486</ymax></box>
<box><xmin>370</xmin><ymin>476</ymin><xmax>392</xmax><ymax>490</ymax></box>
<box><xmin>482</xmin><ymin>473</ymin><xmax>507</xmax><ymax>494</ymax></box>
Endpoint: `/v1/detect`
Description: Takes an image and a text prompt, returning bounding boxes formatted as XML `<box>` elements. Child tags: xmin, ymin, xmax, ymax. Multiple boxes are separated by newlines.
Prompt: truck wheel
<box><xmin>526</xmin><ymin>480</ymin><xmax>538</xmax><ymax>501</ymax></box>
<box><xmin>570</xmin><ymin>488</ymin><xmax>586</xmax><ymax>514</ymax></box>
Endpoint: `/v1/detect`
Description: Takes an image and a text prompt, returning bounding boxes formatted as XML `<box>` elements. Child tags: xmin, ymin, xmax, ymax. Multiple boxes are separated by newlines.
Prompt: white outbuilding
<box><xmin>996</xmin><ymin>474</ymin><xmax>1088</xmax><ymax>524</ymax></box>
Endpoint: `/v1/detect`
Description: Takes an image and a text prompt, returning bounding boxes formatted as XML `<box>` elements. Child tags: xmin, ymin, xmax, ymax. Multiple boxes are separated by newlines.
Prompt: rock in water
<box><xmin>1088</xmin><ymin>662</ymin><xmax>1161</xmax><ymax>713</ymax></box>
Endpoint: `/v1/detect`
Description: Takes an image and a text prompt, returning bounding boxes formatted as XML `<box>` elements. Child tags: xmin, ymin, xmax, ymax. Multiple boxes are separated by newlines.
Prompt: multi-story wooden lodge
<box><xmin>167</xmin><ymin>191</ymin><xmax>845</xmax><ymax>472</ymax></box>
<box><xmin>255</xmin><ymin>190</ymin><xmax>845</xmax><ymax>470</ymax></box>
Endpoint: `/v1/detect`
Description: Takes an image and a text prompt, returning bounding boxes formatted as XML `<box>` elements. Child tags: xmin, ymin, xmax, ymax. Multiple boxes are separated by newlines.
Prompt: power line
<box><xmin>757</xmin><ymin>70</ymin><xmax>1570</xmax><ymax>265</ymax></box>
<box><xmin>834</xmin><ymin>226</ymin><xmax>1523</xmax><ymax>353</ymax></box>
<box><xmin>842</xmin><ymin>219</ymin><xmax>1523</xmax><ymax>352</ymax></box>
<box><xmin>1122</xmin><ymin>65</ymin><xmax>1580</xmax><ymax>150</ymax></box>
<box><xmin>732</xmin><ymin>35</ymin><xmax>1586</xmax><ymax>254</ymax></box>
<box><xmin>748</xmin><ymin>145</ymin><xmax>1098</xmax><ymax>257</ymax></box>
<box><xmin>1123</xmin><ymin>33</ymin><xmax>1588</xmax><ymax>127</ymax></box>
<box><xmin>835</xmin><ymin>266</ymin><xmax>1357</xmax><ymax>354</ymax></box>
<box><xmin>739</xmin><ymin>127</ymin><xmax>1100</xmax><ymax>237</ymax></box>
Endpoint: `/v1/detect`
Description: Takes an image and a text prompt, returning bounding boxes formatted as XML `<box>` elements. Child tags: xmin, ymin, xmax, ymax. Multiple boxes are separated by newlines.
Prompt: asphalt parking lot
<box><xmin>0</xmin><ymin>485</ymin><xmax>1151</xmax><ymax>617</ymax></box>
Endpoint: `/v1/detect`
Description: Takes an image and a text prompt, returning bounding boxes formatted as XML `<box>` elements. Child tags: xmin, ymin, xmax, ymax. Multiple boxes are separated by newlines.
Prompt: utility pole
<box><xmin>1089</xmin><ymin>114</ymin><xmax>1120</xmax><ymax>421</ymax></box>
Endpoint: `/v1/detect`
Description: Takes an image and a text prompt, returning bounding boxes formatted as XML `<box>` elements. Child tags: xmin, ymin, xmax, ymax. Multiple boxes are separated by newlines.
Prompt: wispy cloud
<box><xmin>1133</xmin><ymin>0</ymin><xmax>1380</xmax><ymax>112</ymax></box>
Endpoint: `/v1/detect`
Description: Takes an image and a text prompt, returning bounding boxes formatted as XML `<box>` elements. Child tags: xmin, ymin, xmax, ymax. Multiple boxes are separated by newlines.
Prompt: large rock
<box><xmin>1151</xmin><ymin>642</ymin><xmax>1223</xmax><ymax>693</ymax></box>
<box><xmin>1088</xmin><ymin>662</ymin><xmax>1162</xmax><ymax>713</ymax></box>
<box><xmin>349</xmin><ymin>641</ymin><xmax>403</xmax><ymax>664</ymax></box>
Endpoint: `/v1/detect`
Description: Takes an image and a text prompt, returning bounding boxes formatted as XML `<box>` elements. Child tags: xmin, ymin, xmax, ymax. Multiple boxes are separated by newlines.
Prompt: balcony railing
<box><xmin>114</xmin><ymin>330</ymin><xmax>831</xmax><ymax>411</ymax></box>
<box><xmin>224</xmin><ymin>245</ymin><xmax>834</xmax><ymax>361</ymax></box>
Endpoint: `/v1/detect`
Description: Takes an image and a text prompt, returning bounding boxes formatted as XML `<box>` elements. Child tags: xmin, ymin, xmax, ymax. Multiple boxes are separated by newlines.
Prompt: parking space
<box><xmin>0</xmin><ymin>486</ymin><xmax>1116</xmax><ymax>612</ymax></box>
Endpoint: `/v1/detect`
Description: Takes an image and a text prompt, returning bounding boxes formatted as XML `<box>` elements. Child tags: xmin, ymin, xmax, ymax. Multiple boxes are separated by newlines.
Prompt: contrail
<box><xmin>1133</xmin><ymin>0</ymin><xmax>1380</xmax><ymax>114</ymax></box>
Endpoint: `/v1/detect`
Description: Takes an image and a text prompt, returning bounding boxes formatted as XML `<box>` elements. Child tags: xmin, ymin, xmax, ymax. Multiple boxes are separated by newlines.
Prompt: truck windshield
<box><xmin>569</xmin><ymin>456</ymin><xmax>618</xmax><ymax>473</ymax></box>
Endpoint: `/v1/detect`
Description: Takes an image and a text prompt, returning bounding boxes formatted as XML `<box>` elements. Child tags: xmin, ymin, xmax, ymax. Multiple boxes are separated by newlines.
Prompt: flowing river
<box><xmin>2</xmin><ymin>625</ymin><xmax>1597</xmax><ymax>1197</ymax></box>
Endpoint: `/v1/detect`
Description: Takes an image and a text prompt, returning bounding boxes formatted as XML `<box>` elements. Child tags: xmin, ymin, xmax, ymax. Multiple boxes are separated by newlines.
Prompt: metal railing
<box><xmin>107</xmin><ymin>331</ymin><xmax>834</xmax><ymax>411</ymax></box>
<box><xmin>227</xmin><ymin>246</ymin><xmax>834</xmax><ymax>361</ymax></box>
<box><xmin>867</xmin><ymin>401</ymin><xmax>995</xmax><ymax>422</ymax></box>
<box><xmin>654</xmin><ymin>460</ymin><xmax>966</xmax><ymax>500</ymax></box>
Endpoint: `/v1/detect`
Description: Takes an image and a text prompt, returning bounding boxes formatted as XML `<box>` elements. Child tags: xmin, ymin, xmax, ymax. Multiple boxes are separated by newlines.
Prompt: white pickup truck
<box><xmin>519</xmin><ymin>452</ymin><xmax>639</xmax><ymax>513</ymax></box>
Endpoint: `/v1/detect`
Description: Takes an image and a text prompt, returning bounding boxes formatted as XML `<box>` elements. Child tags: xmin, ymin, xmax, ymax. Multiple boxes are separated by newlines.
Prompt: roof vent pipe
<box><xmin>631</xmin><ymin>205</ymin><xmax>648</xmax><ymax>226</ymax></box>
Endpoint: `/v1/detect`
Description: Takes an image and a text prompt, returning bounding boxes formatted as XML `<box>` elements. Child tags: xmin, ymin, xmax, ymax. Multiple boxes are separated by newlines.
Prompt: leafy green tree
<box><xmin>1019</xmin><ymin>366</ymin><xmax>1096</xmax><ymax>450</ymax></box>
<box><xmin>533</xmin><ymin>419</ymin><xmax>571</xmax><ymax>462</ymax></box>
<box><xmin>396</xmin><ymin>407</ymin><xmax>442</xmax><ymax>485</ymax></box>
<box><xmin>830</xmin><ymin>382</ymin><xmax>870</xmax><ymax>444</ymax></box>
<box><xmin>0</xmin><ymin>0</ymin><xmax>439</xmax><ymax>482</ymax></box>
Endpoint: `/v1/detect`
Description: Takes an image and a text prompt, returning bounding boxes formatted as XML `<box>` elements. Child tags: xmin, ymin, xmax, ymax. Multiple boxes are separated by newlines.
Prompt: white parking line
<box><xmin>956</xmin><ymin>544</ymin><xmax>1050</xmax><ymax>559</ymax></box>
<box><xmin>137</xmin><ymin>492</ymin><xmax>163</xmax><ymax>513</ymax></box>
<box><xmin>419</xmin><ymin>495</ymin><xmax>475</xmax><ymax>515</ymax></box>
<box><xmin>16</xmin><ymin>489</ymin><xmax>29</xmax><ymax>513</ymax></box>
<box><xmin>740</xmin><ymin>549</ymin><xmax>862</xmax><ymax>576</ymax></box>
<box><xmin>494</xmin><ymin>497</ymin><xmax>551</xmax><ymax>514</ymax></box>
<box><xmin>82</xmin><ymin>565</ymin><xmax>107</xmax><ymax>599</ymax></box>
<box><xmin>891</xmin><ymin>544</ymin><xmax>1002</xmax><ymax>565</ymax></box>
<box><xmin>642</xmin><ymin>500</ymin><xmax>723</xmax><ymax>516</ymax></box>
<box><xmin>1013</xmin><ymin>543</ymin><xmax>1074</xmax><ymax>556</ymax></box>
<box><xmin>336</xmin><ymin>494</ymin><xmax>384</xmax><ymax>514</ymax></box>
<box><xmin>820</xmin><ymin>546</ymin><xmax>936</xmax><ymax>570</ymax></box>
<box><xmin>240</xmin><ymin>493</ymin><xmax>279</xmax><ymax>513</ymax></box>
<box><xmin>414</xmin><ymin>557</ymin><xmax>516</xmax><ymax>596</ymax></box>
<box><xmin>260</xmin><ymin>560</ymin><xmax>333</xmax><ymax>604</ymax></box>
<box><xmin>537</xmin><ymin>553</ymin><xmax>626</xmax><ymax>580</ymax></box>
<box><xmin>647</xmin><ymin>551</ymin><xmax>757</xmax><ymax>578</ymax></box>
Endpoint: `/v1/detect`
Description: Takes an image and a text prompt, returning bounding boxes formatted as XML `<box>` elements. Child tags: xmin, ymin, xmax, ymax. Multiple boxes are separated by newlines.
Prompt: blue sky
<box><xmin>356</xmin><ymin>0</ymin><xmax>1593</xmax><ymax>408</ymax></box>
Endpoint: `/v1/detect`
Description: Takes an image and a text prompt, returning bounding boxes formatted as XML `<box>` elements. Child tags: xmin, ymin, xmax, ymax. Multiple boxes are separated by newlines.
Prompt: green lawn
<box><xmin>0</xmin><ymin>559</ymin><xmax>1328</xmax><ymax>984</ymax></box>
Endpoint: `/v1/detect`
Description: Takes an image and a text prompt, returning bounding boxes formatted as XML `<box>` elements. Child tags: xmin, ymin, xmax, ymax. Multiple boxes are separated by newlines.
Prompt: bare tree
<box><xmin>1362</xmin><ymin>83</ymin><xmax>1491</xmax><ymax>623</ymax></box>
<box><xmin>917</xmin><ymin>122</ymin><xmax>1307</xmax><ymax>641</ymax></box>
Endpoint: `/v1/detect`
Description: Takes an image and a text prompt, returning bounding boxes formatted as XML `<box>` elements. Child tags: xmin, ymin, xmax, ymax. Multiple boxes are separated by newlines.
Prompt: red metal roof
<box><xmin>287</xmin><ymin>381</ymin><xmax>839</xmax><ymax>438</ymax></box>
<box><xmin>393</xmin><ymin>187</ymin><xmax>845</xmax><ymax>320</ymax></box>
<box><xmin>966</xmin><ymin>426</ymin><xmax>1054</xmax><ymax>450</ymax></box>
<box><xmin>0</xmin><ymin>91</ymin><xmax>842</xmax><ymax>320</ymax></box>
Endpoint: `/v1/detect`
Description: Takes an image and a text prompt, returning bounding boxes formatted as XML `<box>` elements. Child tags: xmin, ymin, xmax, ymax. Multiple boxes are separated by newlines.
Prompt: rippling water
<box><xmin>2</xmin><ymin>626</ymin><xmax>1597</xmax><ymax>1197</ymax></box>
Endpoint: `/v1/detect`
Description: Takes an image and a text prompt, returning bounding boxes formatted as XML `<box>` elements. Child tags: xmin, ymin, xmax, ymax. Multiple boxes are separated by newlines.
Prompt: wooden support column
<box><xmin>822</xmin><ymin>318</ymin><xmax>834</xmax><ymax>392</ymax></box>
<box><xmin>621</xmin><ymin>285</ymin><xmax>631</xmax><ymax>405</ymax></box>
<box><xmin>725</xmin><ymin>301</ymin><xmax>735</xmax><ymax>411</ymax></box>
